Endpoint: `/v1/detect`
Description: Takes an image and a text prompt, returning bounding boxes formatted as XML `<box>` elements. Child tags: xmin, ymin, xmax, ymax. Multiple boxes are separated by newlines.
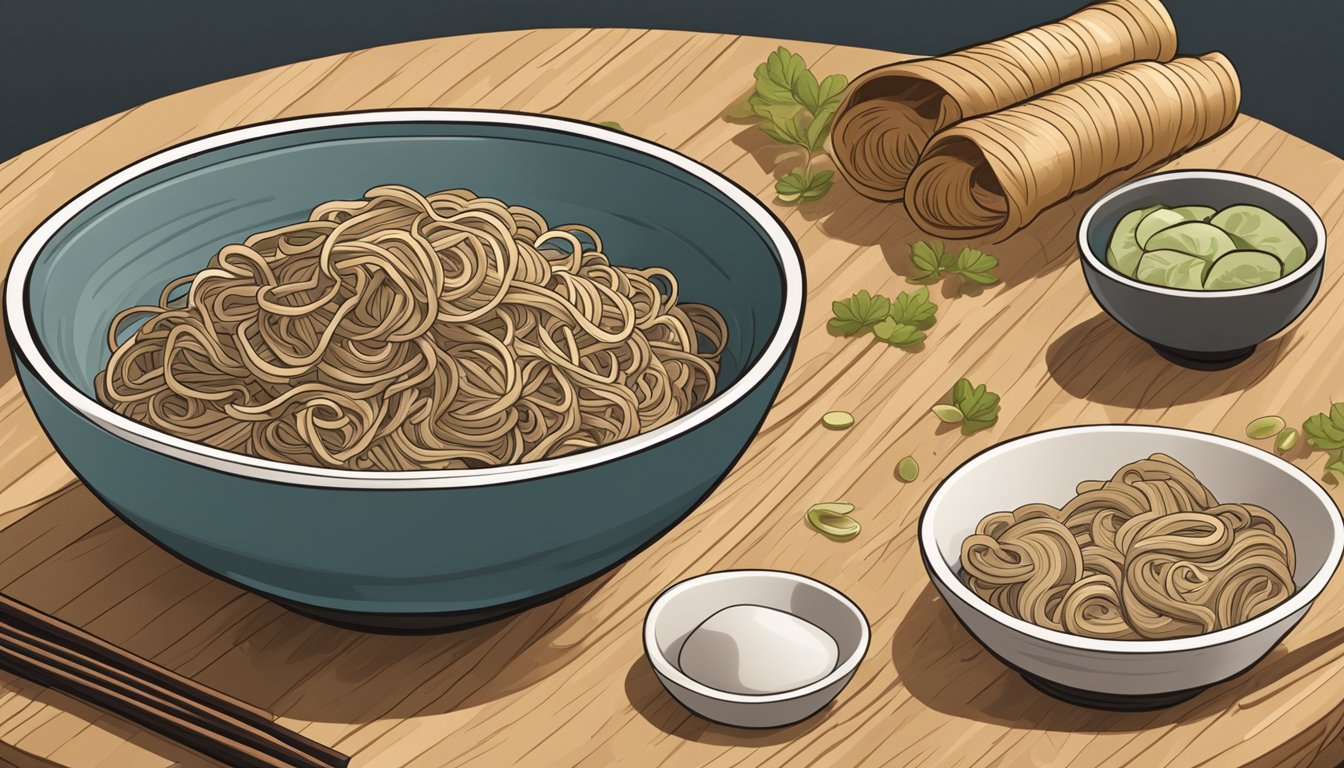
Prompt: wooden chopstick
<box><xmin>0</xmin><ymin>592</ymin><xmax>348</xmax><ymax>768</ymax></box>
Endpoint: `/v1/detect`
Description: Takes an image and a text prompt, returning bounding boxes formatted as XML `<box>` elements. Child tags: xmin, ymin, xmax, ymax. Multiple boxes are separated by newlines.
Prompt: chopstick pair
<box><xmin>0</xmin><ymin>592</ymin><xmax>348</xmax><ymax>768</ymax></box>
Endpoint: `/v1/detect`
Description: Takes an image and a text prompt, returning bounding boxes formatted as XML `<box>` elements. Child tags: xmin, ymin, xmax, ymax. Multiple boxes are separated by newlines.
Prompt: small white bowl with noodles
<box><xmin>919</xmin><ymin>425</ymin><xmax>1344</xmax><ymax>709</ymax></box>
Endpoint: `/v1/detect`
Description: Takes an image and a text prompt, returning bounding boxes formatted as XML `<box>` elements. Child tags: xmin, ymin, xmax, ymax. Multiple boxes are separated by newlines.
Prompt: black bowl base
<box><xmin>1019</xmin><ymin>671</ymin><xmax>1207</xmax><ymax>711</ymax></box>
<box><xmin>1149</xmin><ymin>342</ymin><xmax>1257</xmax><ymax>371</ymax></box>
<box><xmin>272</xmin><ymin>591</ymin><xmax>557</xmax><ymax>634</ymax></box>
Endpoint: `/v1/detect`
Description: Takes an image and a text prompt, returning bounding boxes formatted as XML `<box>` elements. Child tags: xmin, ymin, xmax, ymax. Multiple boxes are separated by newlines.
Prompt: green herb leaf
<box><xmin>800</xmin><ymin>170</ymin><xmax>834</xmax><ymax>201</ymax></box>
<box><xmin>872</xmin><ymin>318</ymin><xmax>925</xmax><ymax>347</ymax></box>
<box><xmin>829</xmin><ymin>290</ymin><xmax>891</xmax><ymax>336</ymax></box>
<box><xmin>805</xmin><ymin>103</ymin><xmax>838</xmax><ymax>153</ymax></box>
<box><xmin>792</xmin><ymin>70</ymin><xmax>822</xmax><ymax>113</ymax></box>
<box><xmin>889</xmin><ymin>286</ymin><xmax>938</xmax><ymax>329</ymax></box>
<box><xmin>753</xmin><ymin>47</ymin><xmax>809</xmax><ymax>106</ymax></box>
<box><xmin>909</xmin><ymin>240</ymin><xmax>947</xmax><ymax>283</ymax></box>
<box><xmin>951</xmin><ymin>378</ymin><xmax>1000</xmax><ymax>435</ymax></box>
<box><xmin>931</xmin><ymin>404</ymin><xmax>964</xmax><ymax>423</ymax></box>
<box><xmin>950</xmin><ymin>248</ymin><xmax>1000</xmax><ymax>285</ymax></box>
<box><xmin>817</xmin><ymin>74</ymin><xmax>849</xmax><ymax>110</ymax></box>
<box><xmin>776</xmin><ymin>171</ymin><xmax>809</xmax><ymax>203</ymax></box>
<box><xmin>1304</xmin><ymin>404</ymin><xmax>1344</xmax><ymax>451</ymax></box>
<box><xmin>1328</xmin><ymin>458</ymin><xmax>1344</xmax><ymax>478</ymax></box>
<box><xmin>596</xmin><ymin>121</ymin><xmax>624</xmax><ymax>132</ymax></box>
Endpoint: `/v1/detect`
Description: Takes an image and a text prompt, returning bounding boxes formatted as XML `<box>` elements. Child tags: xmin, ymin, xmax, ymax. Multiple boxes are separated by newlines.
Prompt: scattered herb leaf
<box><xmin>946</xmin><ymin>378</ymin><xmax>1001</xmax><ymax>435</ymax></box>
<box><xmin>872</xmin><ymin>318</ymin><xmax>925</xmax><ymax>347</ymax></box>
<box><xmin>889</xmin><ymin>286</ymin><xmax>938</xmax><ymax>329</ymax></box>
<box><xmin>745</xmin><ymin>47</ymin><xmax>849</xmax><ymax>204</ymax></box>
<box><xmin>829</xmin><ymin>290</ymin><xmax>891</xmax><ymax>336</ymax></box>
<box><xmin>596</xmin><ymin>121</ymin><xmax>625</xmax><ymax>132</ymax></box>
<box><xmin>1304</xmin><ymin>404</ymin><xmax>1344</xmax><ymax>451</ymax></box>
<box><xmin>1329</xmin><ymin>458</ymin><xmax>1344</xmax><ymax>478</ymax></box>
<box><xmin>952</xmin><ymin>248</ymin><xmax>1000</xmax><ymax>285</ymax></box>
<box><xmin>776</xmin><ymin>169</ymin><xmax>833</xmax><ymax>203</ymax></box>
<box><xmin>907</xmin><ymin>240</ymin><xmax>1000</xmax><ymax>288</ymax></box>
<box><xmin>909</xmin><ymin>240</ymin><xmax>948</xmax><ymax>283</ymax></box>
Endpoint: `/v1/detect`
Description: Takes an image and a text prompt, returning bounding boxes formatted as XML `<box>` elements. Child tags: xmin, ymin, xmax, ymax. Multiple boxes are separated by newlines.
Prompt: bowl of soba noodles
<box><xmin>4</xmin><ymin>110</ymin><xmax>804</xmax><ymax>630</ymax></box>
<box><xmin>919</xmin><ymin>425</ymin><xmax>1343</xmax><ymax>709</ymax></box>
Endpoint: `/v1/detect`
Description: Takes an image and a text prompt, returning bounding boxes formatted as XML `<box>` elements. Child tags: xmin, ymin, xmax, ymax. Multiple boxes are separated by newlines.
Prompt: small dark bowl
<box><xmin>1078</xmin><ymin>170</ymin><xmax>1326</xmax><ymax>370</ymax></box>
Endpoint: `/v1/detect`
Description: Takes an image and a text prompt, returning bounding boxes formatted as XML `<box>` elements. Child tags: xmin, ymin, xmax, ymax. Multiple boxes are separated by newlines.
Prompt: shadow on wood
<box><xmin>0</xmin><ymin>486</ymin><xmax>616</xmax><ymax>730</ymax></box>
<box><xmin>621</xmin><ymin>655</ymin><xmax>830</xmax><ymax>746</ymax></box>
<box><xmin>1045</xmin><ymin>313</ymin><xmax>1288</xmax><ymax>409</ymax></box>
<box><xmin>890</xmin><ymin>582</ymin><xmax>1344</xmax><ymax>736</ymax></box>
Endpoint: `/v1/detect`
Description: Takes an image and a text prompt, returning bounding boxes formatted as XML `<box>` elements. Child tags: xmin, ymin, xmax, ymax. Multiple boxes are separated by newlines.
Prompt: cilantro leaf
<box><xmin>596</xmin><ymin>121</ymin><xmax>624</xmax><ymax>132</ymax></box>
<box><xmin>792</xmin><ymin>70</ymin><xmax>823</xmax><ymax>114</ymax></box>
<box><xmin>872</xmin><ymin>318</ymin><xmax>924</xmax><ymax>347</ymax></box>
<box><xmin>758</xmin><ymin>110</ymin><xmax>811</xmax><ymax>149</ymax></box>
<box><xmin>829</xmin><ymin>290</ymin><xmax>891</xmax><ymax>336</ymax></box>
<box><xmin>753</xmin><ymin>47</ymin><xmax>808</xmax><ymax>106</ymax></box>
<box><xmin>1329</xmin><ymin>458</ymin><xmax>1344</xmax><ymax>478</ymax></box>
<box><xmin>909</xmin><ymin>240</ymin><xmax>948</xmax><ymax>283</ymax></box>
<box><xmin>805</xmin><ymin>103</ymin><xmax>839</xmax><ymax>153</ymax></box>
<box><xmin>745</xmin><ymin>47</ymin><xmax>849</xmax><ymax>203</ymax></box>
<box><xmin>777</xmin><ymin>169</ymin><xmax>833</xmax><ymax>204</ymax></box>
<box><xmin>800</xmin><ymin>170</ymin><xmax>833</xmax><ymax>201</ymax></box>
<box><xmin>776</xmin><ymin>171</ymin><xmax>809</xmax><ymax>204</ymax></box>
<box><xmin>950</xmin><ymin>248</ymin><xmax>1000</xmax><ymax>285</ymax></box>
<box><xmin>817</xmin><ymin>74</ymin><xmax>849</xmax><ymax>110</ymax></box>
<box><xmin>889</xmin><ymin>286</ymin><xmax>937</xmax><ymax>329</ymax></box>
<box><xmin>1304</xmin><ymin>404</ymin><xmax>1344</xmax><ymax>451</ymax></box>
<box><xmin>950</xmin><ymin>378</ymin><xmax>1000</xmax><ymax>435</ymax></box>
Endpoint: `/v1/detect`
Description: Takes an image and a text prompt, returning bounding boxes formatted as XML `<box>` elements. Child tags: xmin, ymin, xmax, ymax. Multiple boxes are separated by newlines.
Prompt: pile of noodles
<box><xmin>960</xmin><ymin>454</ymin><xmax>1296</xmax><ymax>640</ymax></box>
<box><xmin>95</xmin><ymin>185</ymin><xmax>728</xmax><ymax>471</ymax></box>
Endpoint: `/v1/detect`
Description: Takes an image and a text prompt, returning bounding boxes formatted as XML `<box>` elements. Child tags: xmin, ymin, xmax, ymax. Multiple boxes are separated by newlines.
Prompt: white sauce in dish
<box><xmin>677</xmin><ymin>604</ymin><xmax>839</xmax><ymax>695</ymax></box>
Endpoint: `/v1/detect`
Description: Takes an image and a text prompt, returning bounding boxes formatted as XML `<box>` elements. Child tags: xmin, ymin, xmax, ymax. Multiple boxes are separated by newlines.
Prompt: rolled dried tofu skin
<box><xmin>831</xmin><ymin>0</ymin><xmax>1177</xmax><ymax>202</ymax></box>
<box><xmin>904</xmin><ymin>54</ymin><xmax>1241</xmax><ymax>239</ymax></box>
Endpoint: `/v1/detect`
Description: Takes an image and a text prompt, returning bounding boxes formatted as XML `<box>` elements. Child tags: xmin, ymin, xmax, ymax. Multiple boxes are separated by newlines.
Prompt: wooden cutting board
<box><xmin>2</xmin><ymin>27</ymin><xmax>1344</xmax><ymax>768</ymax></box>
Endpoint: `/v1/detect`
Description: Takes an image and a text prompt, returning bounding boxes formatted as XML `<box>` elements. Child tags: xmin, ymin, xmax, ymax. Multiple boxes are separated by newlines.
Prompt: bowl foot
<box><xmin>1149</xmin><ymin>342</ymin><xmax>1257</xmax><ymax>371</ymax></box>
<box><xmin>272</xmin><ymin>593</ymin><xmax>557</xmax><ymax>634</ymax></box>
<box><xmin>1019</xmin><ymin>671</ymin><xmax>1207</xmax><ymax>711</ymax></box>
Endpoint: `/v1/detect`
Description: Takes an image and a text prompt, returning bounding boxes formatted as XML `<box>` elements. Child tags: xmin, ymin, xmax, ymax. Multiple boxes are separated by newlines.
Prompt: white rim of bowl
<box><xmin>1078</xmin><ymin>170</ymin><xmax>1327</xmax><ymax>297</ymax></box>
<box><xmin>4</xmin><ymin>110</ymin><xmax>805</xmax><ymax>489</ymax></box>
<box><xmin>919</xmin><ymin>425</ymin><xmax>1344</xmax><ymax>654</ymax></box>
<box><xmin>642</xmin><ymin>569</ymin><xmax>871</xmax><ymax>703</ymax></box>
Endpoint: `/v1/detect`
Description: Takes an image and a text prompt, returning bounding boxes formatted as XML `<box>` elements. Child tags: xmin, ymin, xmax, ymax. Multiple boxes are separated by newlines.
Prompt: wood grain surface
<box><xmin>2</xmin><ymin>27</ymin><xmax>1344</xmax><ymax>768</ymax></box>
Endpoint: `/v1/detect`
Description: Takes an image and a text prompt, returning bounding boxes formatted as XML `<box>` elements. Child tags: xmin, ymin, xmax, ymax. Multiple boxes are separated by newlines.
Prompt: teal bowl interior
<box><xmin>8</xmin><ymin>111</ymin><xmax>800</xmax><ymax>626</ymax></box>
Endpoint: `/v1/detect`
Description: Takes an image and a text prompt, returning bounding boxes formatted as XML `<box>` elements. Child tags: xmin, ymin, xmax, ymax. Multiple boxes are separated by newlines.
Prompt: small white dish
<box><xmin>643</xmin><ymin>570</ymin><xmax>870</xmax><ymax>728</ymax></box>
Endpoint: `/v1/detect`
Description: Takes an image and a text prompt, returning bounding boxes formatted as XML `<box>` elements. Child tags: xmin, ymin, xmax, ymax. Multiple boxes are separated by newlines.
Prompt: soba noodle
<box><xmin>94</xmin><ymin>185</ymin><xmax>728</xmax><ymax>471</ymax></box>
<box><xmin>960</xmin><ymin>454</ymin><xmax>1296</xmax><ymax>640</ymax></box>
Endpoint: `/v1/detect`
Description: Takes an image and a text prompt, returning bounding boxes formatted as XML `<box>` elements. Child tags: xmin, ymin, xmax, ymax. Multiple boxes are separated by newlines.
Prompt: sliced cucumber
<box><xmin>1136</xmin><ymin>249</ymin><xmax>1211</xmax><ymax>290</ymax></box>
<box><xmin>1210</xmin><ymin>204</ymin><xmax>1308</xmax><ymax>274</ymax></box>
<box><xmin>1107</xmin><ymin>204</ymin><xmax>1161</xmax><ymax>276</ymax></box>
<box><xmin>1144</xmin><ymin>222</ymin><xmax>1238</xmax><ymax>261</ymax></box>
<box><xmin>1203</xmin><ymin>249</ymin><xmax>1283</xmax><ymax>290</ymax></box>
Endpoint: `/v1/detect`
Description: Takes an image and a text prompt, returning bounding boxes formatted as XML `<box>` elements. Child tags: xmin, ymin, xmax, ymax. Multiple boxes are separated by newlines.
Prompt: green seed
<box><xmin>807</xmin><ymin>501</ymin><xmax>855</xmax><ymax>516</ymax></box>
<box><xmin>806</xmin><ymin>505</ymin><xmax>861</xmax><ymax>540</ymax></box>
<box><xmin>931</xmin><ymin>404</ymin><xmax>964</xmax><ymax>423</ymax></box>
<box><xmin>897</xmin><ymin>456</ymin><xmax>919</xmax><ymax>482</ymax></box>
<box><xmin>821</xmin><ymin>411</ymin><xmax>855</xmax><ymax>430</ymax></box>
<box><xmin>1275</xmin><ymin>428</ymin><xmax>1299</xmax><ymax>453</ymax></box>
<box><xmin>1246</xmin><ymin>416</ymin><xmax>1286</xmax><ymax>440</ymax></box>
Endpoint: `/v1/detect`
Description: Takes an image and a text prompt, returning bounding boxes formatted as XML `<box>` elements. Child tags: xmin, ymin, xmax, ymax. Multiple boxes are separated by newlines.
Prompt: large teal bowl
<box><xmin>4</xmin><ymin>110</ymin><xmax>804</xmax><ymax>630</ymax></box>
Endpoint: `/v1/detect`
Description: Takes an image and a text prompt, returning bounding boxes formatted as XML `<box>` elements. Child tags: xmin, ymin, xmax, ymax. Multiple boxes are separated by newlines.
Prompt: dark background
<box><xmin>1</xmin><ymin>0</ymin><xmax>1340</xmax><ymax>162</ymax></box>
